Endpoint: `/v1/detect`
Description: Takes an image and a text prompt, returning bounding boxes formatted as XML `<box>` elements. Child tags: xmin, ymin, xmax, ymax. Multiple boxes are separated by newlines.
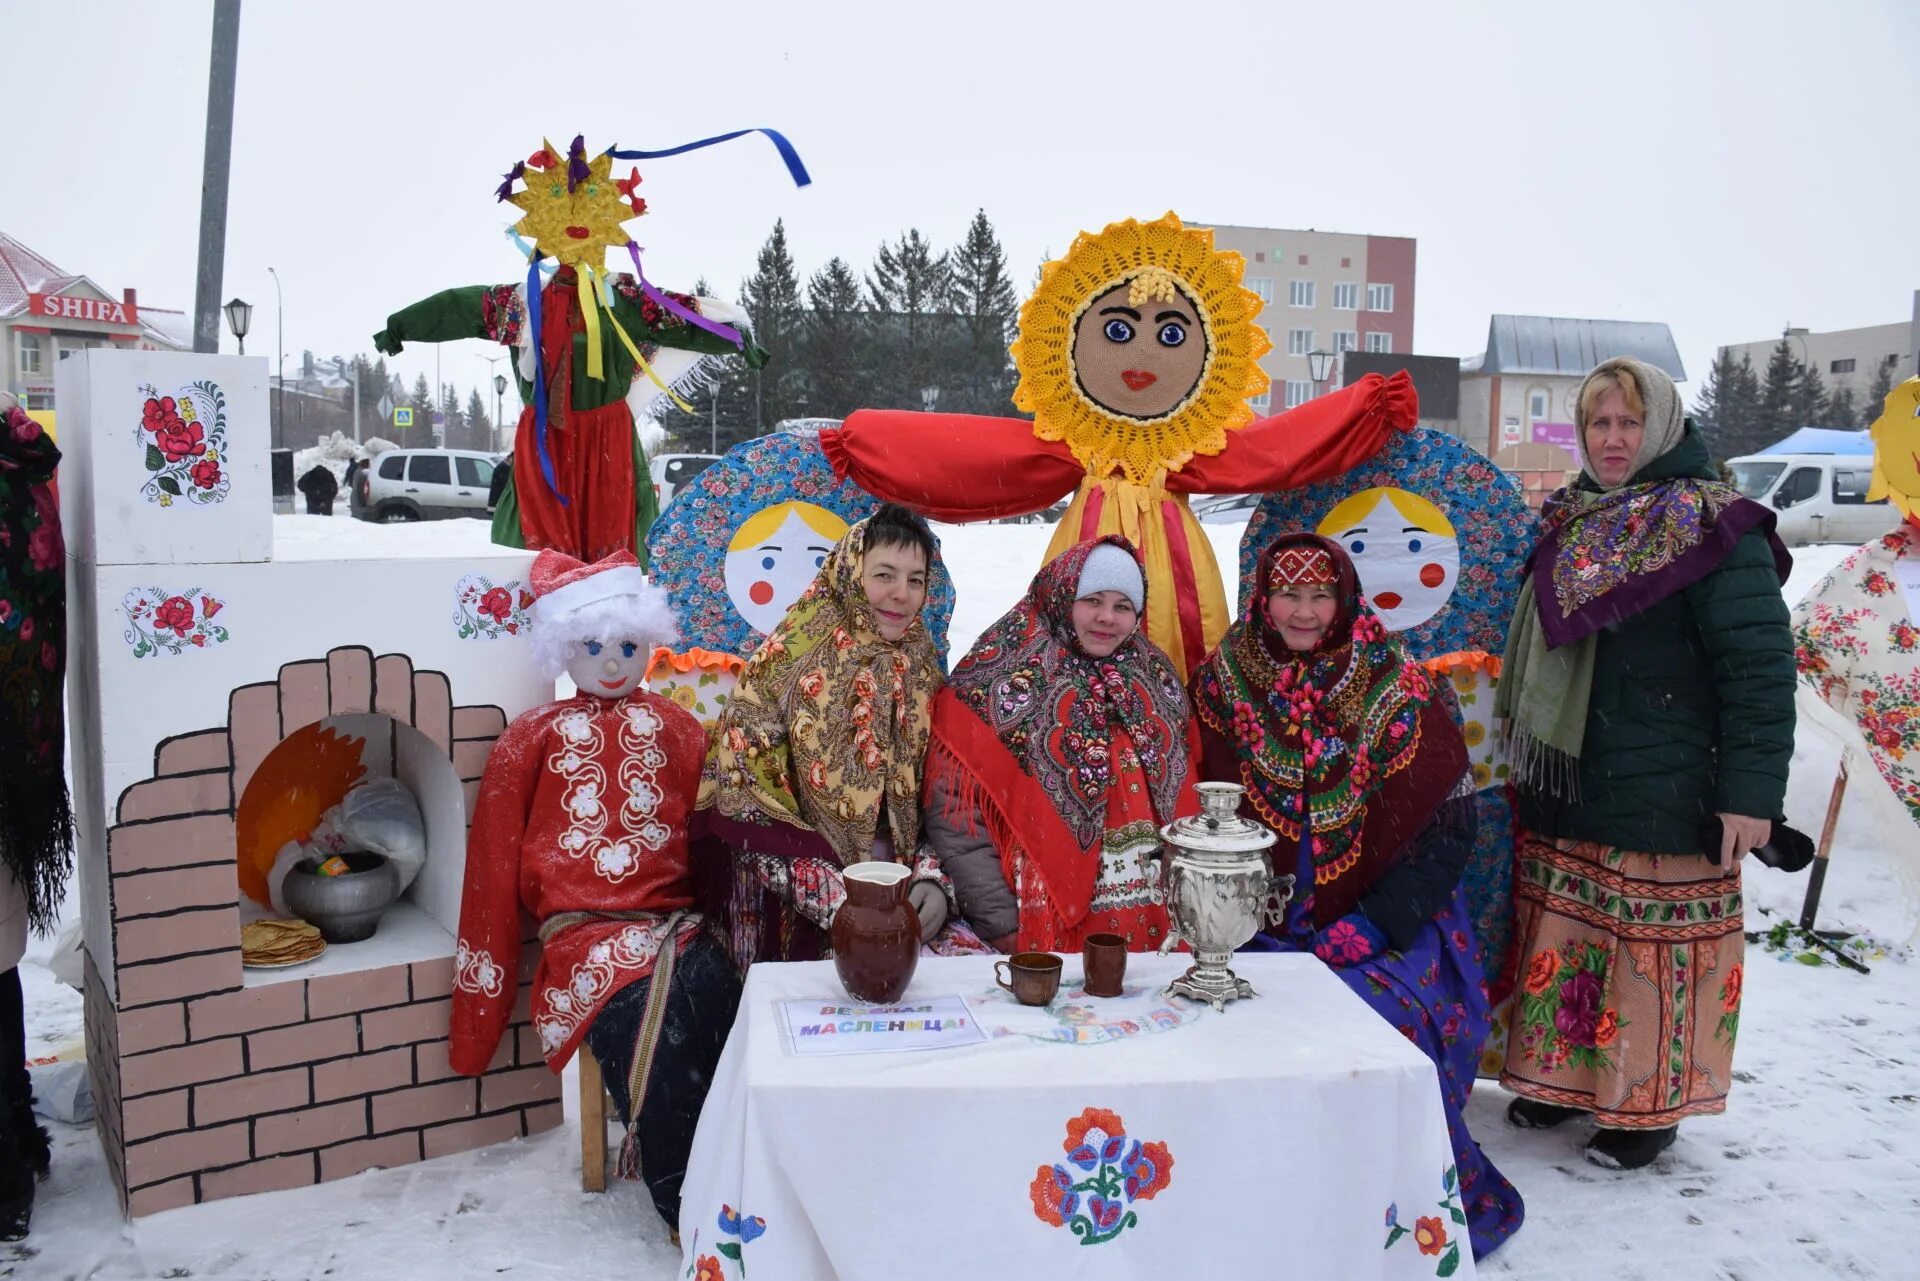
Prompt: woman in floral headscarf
<box><xmin>700</xmin><ymin>504</ymin><xmax>957</xmax><ymax>968</ymax></box>
<box><xmin>1192</xmin><ymin>531</ymin><xmax>1522</xmax><ymax>1261</ymax></box>
<box><xmin>1495</xmin><ymin>357</ymin><xmax>1793</xmax><ymax>1170</ymax></box>
<box><xmin>925</xmin><ymin>537</ymin><xmax>1199</xmax><ymax>953</ymax></box>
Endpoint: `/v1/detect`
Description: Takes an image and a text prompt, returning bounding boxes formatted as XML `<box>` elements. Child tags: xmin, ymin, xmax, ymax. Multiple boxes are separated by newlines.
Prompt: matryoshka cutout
<box><xmin>1315</xmin><ymin>487</ymin><xmax>1461</xmax><ymax>632</ymax></box>
<box><xmin>723</xmin><ymin>501</ymin><xmax>849</xmax><ymax>635</ymax></box>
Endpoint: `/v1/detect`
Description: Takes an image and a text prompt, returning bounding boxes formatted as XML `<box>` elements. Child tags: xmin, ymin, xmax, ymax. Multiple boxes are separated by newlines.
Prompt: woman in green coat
<box><xmin>1496</xmin><ymin>356</ymin><xmax>1794</xmax><ymax>1170</ymax></box>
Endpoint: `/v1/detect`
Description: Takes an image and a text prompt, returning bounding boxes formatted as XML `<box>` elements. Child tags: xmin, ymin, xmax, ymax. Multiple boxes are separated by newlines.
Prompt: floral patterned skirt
<box><xmin>1500</xmin><ymin>831</ymin><xmax>1744</xmax><ymax>1130</ymax></box>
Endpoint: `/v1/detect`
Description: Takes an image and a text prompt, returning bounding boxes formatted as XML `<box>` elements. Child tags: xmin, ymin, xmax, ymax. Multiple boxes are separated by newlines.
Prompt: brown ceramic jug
<box><xmin>831</xmin><ymin>862</ymin><xmax>919</xmax><ymax>1003</ymax></box>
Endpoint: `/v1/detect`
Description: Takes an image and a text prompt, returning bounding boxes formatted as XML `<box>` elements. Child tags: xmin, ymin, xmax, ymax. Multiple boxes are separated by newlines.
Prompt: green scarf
<box><xmin>1495</xmin><ymin>576</ymin><xmax>1595</xmax><ymax>798</ymax></box>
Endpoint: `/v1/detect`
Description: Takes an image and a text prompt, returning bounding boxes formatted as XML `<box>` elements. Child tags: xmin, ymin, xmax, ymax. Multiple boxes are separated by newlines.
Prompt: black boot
<box><xmin>1585</xmin><ymin>1125</ymin><xmax>1678</xmax><ymax>1170</ymax></box>
<box><xmin>1507</xmin><ymin>1097</ymin><xmax>1587</xmax><ymax>1129</ymax></box>
<box><xmin>0</xmin><ymin>968</ymin><xmax>36</xmax><ymax>1240</ymax></box>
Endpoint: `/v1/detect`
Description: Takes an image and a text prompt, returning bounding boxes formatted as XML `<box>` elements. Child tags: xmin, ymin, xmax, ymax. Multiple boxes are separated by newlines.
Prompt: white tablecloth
<box><xmin>680</xmin><ymin>953</ymin><xmax>1475</xmax><ymax>1280</ymax></box>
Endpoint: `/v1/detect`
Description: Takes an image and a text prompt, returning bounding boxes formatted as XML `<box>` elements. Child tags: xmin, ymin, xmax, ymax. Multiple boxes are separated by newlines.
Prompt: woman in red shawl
<box><xmin>925</xmin><ymin>537</ymin><xmax>1199</xmax><ymax>952</ymax></box>
<box><xmin>1191</xmin><ymin>531</ymin><xmax>1523</xmax><ymax>1261</ymax></box>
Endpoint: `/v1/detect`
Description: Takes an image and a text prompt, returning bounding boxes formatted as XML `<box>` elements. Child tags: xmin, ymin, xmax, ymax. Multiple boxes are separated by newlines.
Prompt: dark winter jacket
<box><xmin>1516</xmin><ymin>433</ymin><xmax>1796</xmax><ymax>856</ymax></box>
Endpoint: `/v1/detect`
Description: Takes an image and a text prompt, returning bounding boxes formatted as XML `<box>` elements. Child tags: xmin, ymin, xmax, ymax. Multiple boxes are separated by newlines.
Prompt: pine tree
<box><xmin>867</xmin><ymin>229</ymin><xmax>954</xmax><ymax>407</ymax></box>
<box><xmin>1755</xmin><ymin>337</ymin><xmax>1800</xmax><ymax>451</ymax></box>
<box><xmin>1823</xmin><ymin>385</ymin><xmax>1859</xmax><ymax>431</ymax></box>
<box><xmin>407</xmin><ymin>374</ymin><xmax>433</xmax><ymax>449</ymax></box>
<box><xmin>1692</xmin><ymin>348</ymin><xmax>1735</xmax><ymax>458</ymax></box>
<box><xmin>1863</xmin><ymin>355</ymin><xmax>1899</xmax><ymax>426</ymax></box>
<box><xmin>949</xmin><ymin>209</ymin><xmax>1019</xmax><ymax>414</ymax></box>
<box><xmin>465</xmin><ymin>389</ymin><xmax>492</xmax><ymax>451</ymax></box>
<box><xmin>1731</xmin><ymin>355</ymin><xmax>1763</xmax><ymax>453</ymax></box>
<box><xmin>439</xmin><ymin>383</ymin><xmax>465</xmax><ymax>449</ymax></box>
<box><xmin>798</xmin><ymin>256</ymin><xmax>870</xmax><ymax>420</ymax></box>
<box><xmin>739</xmin><ymin>220</ymin><xmax>805</xmax><ymax>433</ymax></box>
<box><xmin>1790</xmin><ymin>358</ymin><xmax>1829</xmax><ymax>430</ymax></box>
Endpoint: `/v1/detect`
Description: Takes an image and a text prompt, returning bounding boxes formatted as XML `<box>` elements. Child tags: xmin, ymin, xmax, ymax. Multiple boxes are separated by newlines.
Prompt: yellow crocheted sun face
<box><xmin>1011</xmin><ymin>212</ymin><xmax>1272</xmax><ymax>485</ymax></box>
<box><xmin>506</xmin><ymin>143</ymin><xmax>635</xmax><ymax>272</ymax></box>
<box><xmin>1867</xmin><ymin>375</ymin><xmax>1920</xmax><ymax>519</ymax></box>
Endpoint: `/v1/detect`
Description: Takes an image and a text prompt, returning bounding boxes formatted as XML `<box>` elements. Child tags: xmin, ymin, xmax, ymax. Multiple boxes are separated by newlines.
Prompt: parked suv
<box><xmin>649</xmin><ymin>453</ymin><xmax>721</xmax><ymax>509</ymax></box>
<box><xmin>351</xmin><ymin>449</ymin><xmax>498</xmax><ymax>522</ymax></box>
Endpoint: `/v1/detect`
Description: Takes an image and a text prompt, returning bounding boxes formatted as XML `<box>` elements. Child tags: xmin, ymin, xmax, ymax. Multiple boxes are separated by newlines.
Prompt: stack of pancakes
<box><xmin>241</xmin><ymin>918</ymin><xmax>326</xmax><ymax>967</ymax></box>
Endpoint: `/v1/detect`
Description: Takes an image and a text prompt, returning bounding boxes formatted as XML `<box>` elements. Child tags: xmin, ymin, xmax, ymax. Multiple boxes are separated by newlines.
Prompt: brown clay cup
<box><xmin>994</xmin><ymin>952</ymin><xmax>1063</xmax><ymax>1007</ymax></box>
<box><xmin>1082</xmin><ymin>932</ymin><xmax>1127</xmax><ymax>997</ymax></box>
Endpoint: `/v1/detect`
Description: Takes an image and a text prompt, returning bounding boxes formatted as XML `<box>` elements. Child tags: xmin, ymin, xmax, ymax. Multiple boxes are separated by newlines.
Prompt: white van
<box><xmin>1727</xmin><ymin>453</ymin><xmax>1900</xmax><ymax>546</ymax></box>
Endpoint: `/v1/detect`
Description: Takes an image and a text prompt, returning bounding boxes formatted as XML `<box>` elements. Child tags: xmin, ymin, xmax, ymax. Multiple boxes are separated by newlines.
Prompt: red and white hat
<box><xmin>526</xmin><ymin>549</ymin><xmax>678</xmax><ymax>676</ymax></box>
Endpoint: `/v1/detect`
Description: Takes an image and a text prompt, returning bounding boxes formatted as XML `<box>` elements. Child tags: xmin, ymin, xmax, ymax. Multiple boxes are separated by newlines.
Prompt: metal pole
<box><xmin>268</xmin><ymin>266</ymin><xmax>283</xmax><ymax>448</ymax></box>
<box><xmin>191</xmin><ymin>0</ymin><xmax>243</xmax><ymax>353</ymax></box>
<box><xmin>711</xmin><ymin>392</ymin><xmax>718</xmax><ymax>455</ymax></box>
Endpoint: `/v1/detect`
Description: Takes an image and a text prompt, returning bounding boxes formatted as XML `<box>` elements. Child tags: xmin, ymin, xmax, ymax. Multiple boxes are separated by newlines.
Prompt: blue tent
<box><xmin>1757</xmin><ymin>426</ymin><xmax>1873</xmax><ymax>455</ymax></box>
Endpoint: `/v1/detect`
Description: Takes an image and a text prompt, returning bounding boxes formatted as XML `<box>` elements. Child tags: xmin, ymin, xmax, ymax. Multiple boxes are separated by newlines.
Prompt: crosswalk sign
<box><xmin>393</xmin><ymin>407</ymin><xmax>414</xmax><ymax>428</ymax></box>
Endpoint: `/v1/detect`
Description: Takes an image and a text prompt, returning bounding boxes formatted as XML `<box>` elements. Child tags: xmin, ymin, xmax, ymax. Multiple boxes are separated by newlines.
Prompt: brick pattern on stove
<box><xmin>84</xmin><ymin>645</ymin><xmax>561</xmax><ymax>1217</ymax></box>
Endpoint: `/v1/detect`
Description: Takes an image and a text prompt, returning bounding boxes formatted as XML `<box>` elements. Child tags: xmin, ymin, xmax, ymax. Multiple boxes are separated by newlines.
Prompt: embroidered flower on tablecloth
<box><xmin>1384</xmin><ymin>1163</ymin><xmax>1465</xmax><ymax>1276</ymax></box>
<box><xmin>1027</xmin><ymin>1107</ymin><xmax>1173</xmax><ymax>1246</ymax></box>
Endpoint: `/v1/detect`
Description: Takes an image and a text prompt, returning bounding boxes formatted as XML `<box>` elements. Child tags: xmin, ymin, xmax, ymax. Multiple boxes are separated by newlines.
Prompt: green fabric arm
<box><xmin>1683</xmin><ymin>531</ymin><xmax>1796</xmax><ymax>819</ymax></box>
<box><xmin>373</xmin><ymin>287</ymin><xmax>492</xmax><ymax>356</ymax></box>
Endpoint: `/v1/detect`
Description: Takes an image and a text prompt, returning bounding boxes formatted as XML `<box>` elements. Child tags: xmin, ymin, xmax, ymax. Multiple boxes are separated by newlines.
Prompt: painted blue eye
<box><xmin>620</xmin><ymin>642</ymin><xmax>637</xmax><ymax>658</ymax></box>
<box><xmin>1157</xmin><ymin>322</ymin><xmax>1186</xmax><ymax>347</ymax></box>
<box><xmin>1349</xmin><ymin>540</ymin><xmax>1365</xmax><ymax>555</ymax></box>
<box><xmin>813</xmin><ymin>555</ymin><xmax>825</xmax><ymax>568</ymax></box>
<box><xmin>761</xmin><ymin>555</ymin><xmax>775</xmax><ymax>570</ymax></box>
<box><xmin>1103</xmin><ymin>318</ymin><xmax>1135</xmax><ymax>343</ymax></box>
<box><xmin>585</xmin><ymin>641</ymin><xmax>602</xmax><ymax>656</ymax></box>
<box><xmin>1408</xmin><ymin>538</ymin><xmax>1422</xmax><ymax>553</ymax></box>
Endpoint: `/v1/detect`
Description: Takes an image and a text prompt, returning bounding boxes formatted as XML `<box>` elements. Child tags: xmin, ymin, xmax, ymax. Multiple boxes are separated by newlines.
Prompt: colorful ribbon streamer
<box><xmin>605</xmin><ymin>127</ymin><xmax>812</xmax><ymax>188</ymax></box>
<box><xmin>523</xmin><ymin>254</ymin><xmax>566</xmax><ymax>506</ymax></box>
<box><xmin>594</xmin><ymin>283</ymin><xmax>698</xmax><ymax>414</ymax></box>
<box><xmin>577</xmin><ymin>265</ymin><xmax>607</xmax><ymax>381</ymax></box>
<box><xmin>625</xmin><ymin>242</ymin><xmax>742</xmax><ymax>347</ymax></box>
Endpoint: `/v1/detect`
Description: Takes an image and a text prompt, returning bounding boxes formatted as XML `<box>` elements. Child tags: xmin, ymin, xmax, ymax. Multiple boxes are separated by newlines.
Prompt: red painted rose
<box><xmin>154</xmin><ymin>416</ymin><xmax>206</xmax><ymax>463</ymax></box>
<box><xmin>190</xmin><ymin>457</ymin><xmax>223</xmax><ymax>490</ymax></box>
<box><xmin>153</xmin><ymin>596</ymin><xmax>196</xmax><ymax>636</ymax></box>
<box><xmin>479</xmin><ymin>587</ymin><xmax>513</xmax><ymax>623</ymax></box>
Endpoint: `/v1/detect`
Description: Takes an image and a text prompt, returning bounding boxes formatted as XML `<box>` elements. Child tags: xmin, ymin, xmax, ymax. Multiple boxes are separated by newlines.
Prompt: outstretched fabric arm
<box><xmin>821</xmin><ymin>411</ymin><xmax>1086</xmax><ymax>522</ymax></box>
<box><xmin>1166</xmin><ymin>370</ymin><xmax>1420</xmax><ymax>494</ymax></box>
<box><xmin>374</xmin><ymin>287</ymin><xmax>493</xmax><ymax>354</ymax></box>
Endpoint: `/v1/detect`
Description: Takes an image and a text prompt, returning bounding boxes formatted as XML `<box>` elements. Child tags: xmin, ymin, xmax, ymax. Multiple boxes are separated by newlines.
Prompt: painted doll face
<box><xmin>568</xmin><ymin>637</ymin><xmax>647</xmax><ymax>700</ymax></box>
<box><xmin>724</xmin><ymin>504</ymin><xmax>845</xmax><ymax>635</ymax></box>
<box><xmin>1071</xmin><ymin>280</ymin><xmax>1209</xmax><ymax>419</ymax></box>
<box><xmin>1318</xmin><ymin>489</ymin><xmax>1460</xmax><ymax>631</ymax></box>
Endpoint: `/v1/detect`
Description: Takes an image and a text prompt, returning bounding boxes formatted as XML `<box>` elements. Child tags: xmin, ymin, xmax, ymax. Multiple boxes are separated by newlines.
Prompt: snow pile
<box><xmin>290</xmin><ymin>431</ymin><xmax>368</xmax><ymax>490</ymax></box>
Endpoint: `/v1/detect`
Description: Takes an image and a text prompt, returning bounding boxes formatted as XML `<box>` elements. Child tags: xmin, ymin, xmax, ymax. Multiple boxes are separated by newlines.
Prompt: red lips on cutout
<box><xmin>1373</xmin><ymin>592</ymin><xmax>1403</xmax><ymax>610</ymax></box>
<box><xmin>565</xmin><ymin>226</ymin><xmax>591</xmax><ymax>240</ymax></box>
<box><xmin>1121</xmin><ymin>370</ymin><xmax>1157</xmax><ymax>391</ymax></box>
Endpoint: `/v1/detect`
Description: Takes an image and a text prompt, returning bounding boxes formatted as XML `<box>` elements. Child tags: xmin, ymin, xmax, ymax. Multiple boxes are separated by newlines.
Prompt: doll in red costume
<box><xmin>453</xmin><ymin>548</ymin><xmax>738</xmax><ymax>1226</ymax></box>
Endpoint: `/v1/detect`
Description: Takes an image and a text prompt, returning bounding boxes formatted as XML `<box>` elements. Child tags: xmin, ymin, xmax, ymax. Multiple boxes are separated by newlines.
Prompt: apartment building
<box><xmin>1192</xmin><ymin>223</ymin><xmax>1415</xmax><ymax>412</ymax></box>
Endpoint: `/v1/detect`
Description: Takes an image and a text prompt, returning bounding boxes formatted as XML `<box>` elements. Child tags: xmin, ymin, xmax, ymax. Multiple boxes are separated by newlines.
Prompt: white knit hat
<box><xmin>1076</xmin><ymin>543</ymin><xmax>1145</xmax><ymax>612</ymax></box>
<box><xmin>526</xmin><ymin>549</ymin><xmax>678</xmax><ymax>677</ymax></box>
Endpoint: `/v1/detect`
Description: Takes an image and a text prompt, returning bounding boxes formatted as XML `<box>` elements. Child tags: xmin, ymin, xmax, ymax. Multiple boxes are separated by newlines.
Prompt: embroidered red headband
<box><xmin>1268</xmin><ymin>544</ymin><xmax>1336</xmax><ymax>591</ymax></box>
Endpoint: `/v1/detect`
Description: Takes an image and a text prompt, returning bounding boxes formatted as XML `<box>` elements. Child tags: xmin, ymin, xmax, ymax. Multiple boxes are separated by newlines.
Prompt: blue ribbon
<box><xmin>606</xmin><ymin>128</ymin><xmax>812</xmax><ymax>188</ymax></box>
<box><xmin>525</xmin><ymin>255</ymin><xmax>567</xmax><ymax>506</ymax></box>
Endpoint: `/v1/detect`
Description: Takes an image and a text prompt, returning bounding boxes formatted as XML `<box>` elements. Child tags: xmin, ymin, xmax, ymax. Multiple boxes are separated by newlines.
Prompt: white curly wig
<box><xmin>525</xmin><ymin>551</ymin><xmax>679</xmax><ymax>679</ymax></box>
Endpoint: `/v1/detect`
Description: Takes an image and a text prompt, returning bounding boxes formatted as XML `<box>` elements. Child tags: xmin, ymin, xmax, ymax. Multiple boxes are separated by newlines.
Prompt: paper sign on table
<box><xmin>778</xmin><ymin>996</ymin><xmax>987</xmax><ymax>1056</ymax></box>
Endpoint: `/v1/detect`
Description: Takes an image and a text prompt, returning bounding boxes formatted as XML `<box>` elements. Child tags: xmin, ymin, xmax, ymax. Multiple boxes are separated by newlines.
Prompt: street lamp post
<box><xmin>1306</xmin><ymin>349</ymin><xmax>1335</xmax><ymax>400</ymax></box>
<box><xmin>267</xmin><ymin>267</ymin><xmax>283</xmax><ymax>448</ymax></box>
<box><xmin>223</xmin><ymin>297</ymin><xmax>252</xmax><ymax>356</ymax></box>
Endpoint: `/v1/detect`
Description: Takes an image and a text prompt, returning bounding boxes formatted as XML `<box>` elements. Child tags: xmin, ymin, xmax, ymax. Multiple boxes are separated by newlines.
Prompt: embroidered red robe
<box><xmin>451</xmin><ymin>690</ymin><xmax>705</xmax><ymax>1075</ymax></box>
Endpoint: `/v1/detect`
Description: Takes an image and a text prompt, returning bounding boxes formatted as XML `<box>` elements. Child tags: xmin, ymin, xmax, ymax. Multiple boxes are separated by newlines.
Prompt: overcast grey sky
<box><xmin>9</xmin><ymin>0</ymin><xmax>1918</xmax><ymax>422</ymax></box>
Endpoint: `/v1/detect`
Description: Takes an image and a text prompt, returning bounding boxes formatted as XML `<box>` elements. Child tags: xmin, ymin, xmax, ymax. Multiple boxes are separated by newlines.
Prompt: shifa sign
<box><xmin>29</xmin><ymin>292</ymin><xmax>140</xmax><ymax>326</ymax></box>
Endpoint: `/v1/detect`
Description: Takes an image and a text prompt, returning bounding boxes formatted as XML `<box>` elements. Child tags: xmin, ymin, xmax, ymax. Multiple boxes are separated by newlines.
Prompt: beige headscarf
<box><xmin>1573</xmin><ymin>356</ymin><xmax>1687</xmax><ymax>491</ymax></box>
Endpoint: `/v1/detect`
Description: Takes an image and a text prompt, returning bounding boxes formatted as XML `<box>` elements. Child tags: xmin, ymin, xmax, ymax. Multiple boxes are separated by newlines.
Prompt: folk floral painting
<box><xmin>137</xmin><ymin>381</ymin><xmax>231</xmax><ymax>507</ymax></box>
<box><xmin>453</xmin><ymin>574</ymin><xmax>533</xmax><ymax>640</ymax></box>
<box><xmin>122</xmin><ymin>587</ymin><xmax>229</xmax><ymax>657</ymax></box>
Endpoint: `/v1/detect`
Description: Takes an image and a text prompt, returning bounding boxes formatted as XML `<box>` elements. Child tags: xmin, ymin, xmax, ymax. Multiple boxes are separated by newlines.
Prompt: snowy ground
<box><xmin>12</xmin><ymin>521</ymin><xmax>1918</xmax><ymax>1281</ymax></box>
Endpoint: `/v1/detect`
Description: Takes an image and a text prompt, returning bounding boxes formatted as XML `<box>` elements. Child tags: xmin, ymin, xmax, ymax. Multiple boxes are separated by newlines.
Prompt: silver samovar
<box><xmin>1158</xmin><ymin>782</ymin><xmax>1293</xmax><ymax>1010</ymax></box>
